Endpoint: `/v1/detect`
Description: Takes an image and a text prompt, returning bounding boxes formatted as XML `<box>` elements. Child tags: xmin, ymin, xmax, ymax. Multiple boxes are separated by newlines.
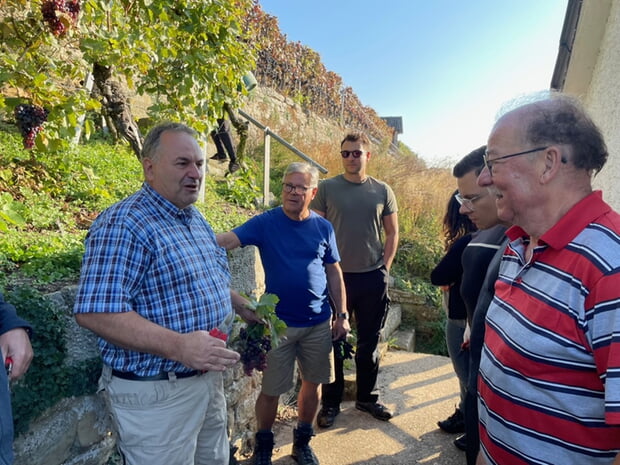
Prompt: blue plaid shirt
<box><xmin>74</xmin><ymin>183</ymin><xmax>232</xmax><ymax>376</ymax></box>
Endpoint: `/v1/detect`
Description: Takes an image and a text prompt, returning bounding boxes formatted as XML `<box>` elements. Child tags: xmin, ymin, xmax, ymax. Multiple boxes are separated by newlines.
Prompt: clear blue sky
<box><xmin>258</xmin><ymin>0</ymin><xmax>569</xmax><ymax>166</ymax></box>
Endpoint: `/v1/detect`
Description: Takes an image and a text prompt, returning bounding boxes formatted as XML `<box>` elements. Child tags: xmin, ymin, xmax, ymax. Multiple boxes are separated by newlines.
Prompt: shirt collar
<box><xmin>506</xmin><ymin>190</ymin><xmax>610</xmax><ymax>250</ymax></box>
<box><xmin>141</xmin><ymin>182</ymin><xmax>196</xmax><ymax>223</ymax></box>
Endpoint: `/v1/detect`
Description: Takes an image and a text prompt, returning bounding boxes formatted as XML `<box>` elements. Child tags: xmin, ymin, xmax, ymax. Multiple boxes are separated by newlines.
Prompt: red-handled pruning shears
<box><xmin>5</xmin><ymin>356</ymin><xmax>13</xmax><ymax>390</ymax></box>
<box><xmin>209</xmin><ymin>328</ymin><xmax>228</xmax><ymax>342</ymax></box>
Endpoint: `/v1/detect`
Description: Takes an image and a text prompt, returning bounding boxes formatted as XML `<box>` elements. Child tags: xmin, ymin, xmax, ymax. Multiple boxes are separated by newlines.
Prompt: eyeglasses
<box><xmin>483</xmin><ymin>146</ymin><xmax>548</xmax><ymax>175</ymax></box>
<box><xmin>282</xmin><ymin>183</ymin><xmax>312</xmax><ymax>195</ymax></box>
<box><xmin>454</xmin><ymin>191</ymin><xmax>486</xmax><ymax>212</ymax></box>
<box><xmin>340</xmin><ymin>150</ymin><xmax>364</xmax><ymax>158</ymax></box>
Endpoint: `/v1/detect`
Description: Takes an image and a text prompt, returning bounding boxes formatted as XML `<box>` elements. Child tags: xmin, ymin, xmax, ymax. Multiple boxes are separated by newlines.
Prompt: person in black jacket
<box><xmin>451</xmin><ymin>146</ymin><xmax>508</xmax><ymax>457</ymax></box>
<box><xmin>1</xmin><ymin>292</ymin><xmax>33</xmax><ymax>465</ymax></box>
<box><xmin>431</xmin><ymin>191</ymin><xmax>476</xmax><ymax>435</ymax></box>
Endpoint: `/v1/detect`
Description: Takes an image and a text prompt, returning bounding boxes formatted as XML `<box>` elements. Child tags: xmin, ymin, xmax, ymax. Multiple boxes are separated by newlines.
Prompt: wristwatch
<box><xmin>336</xmin><ymin>312</ymin><xmax>348</xmax><ymax>320</ymax></box>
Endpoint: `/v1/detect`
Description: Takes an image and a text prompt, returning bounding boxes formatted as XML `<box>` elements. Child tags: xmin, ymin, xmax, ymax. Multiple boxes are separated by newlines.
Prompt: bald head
<box><xmin>494</xmin><ymin>94</ymin><xmax>607</xmax><ymax>174</ymax></box>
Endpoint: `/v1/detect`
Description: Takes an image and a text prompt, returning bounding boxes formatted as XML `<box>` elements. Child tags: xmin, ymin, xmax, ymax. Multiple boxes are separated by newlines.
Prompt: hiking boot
<box><xmin>292</xmin><ymin>426</ymin><xmax>319</xmax><ymax>465</ymax></box>
<box><xmin>250</xmin><ymin>430</ymin><xmax>274</xmax><ymax>465</ymax></box>
<box><xmin>210</xmin><ymin>152</ymin><xmax>227</xmax><ymax>160</ymax></box>
<box><xmin>453</xmin><ymin>433</ymin><xmax>467</xmax><ymax>451</ymax></box>
<box><xmin>355</xmin><ymin>401</ymin><xmax>393</xmax><ymax>421</ymax></box>
<box><xmin>316</xmin><ymin>406</ymin><xmax>339</xmax><ymax>428</ymax></box>
<box><xmin>437</xmin><ymin>407</ymin><xmax>465</xmax><ymax>434</ymax></box>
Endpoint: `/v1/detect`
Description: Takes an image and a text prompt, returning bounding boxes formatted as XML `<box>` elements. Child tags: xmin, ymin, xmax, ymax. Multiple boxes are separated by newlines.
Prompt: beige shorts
<box><xmin>261</xmin><ymin>318</ymin><xmax>334</xmax><ymax>396</ymax></box>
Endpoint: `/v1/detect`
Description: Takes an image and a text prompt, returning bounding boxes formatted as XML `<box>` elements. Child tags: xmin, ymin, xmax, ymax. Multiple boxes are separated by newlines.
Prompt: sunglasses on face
<box><xmin>340</xmin><ymin>150</ymin><xmax>364</xmax><ymax>159</ymax></box>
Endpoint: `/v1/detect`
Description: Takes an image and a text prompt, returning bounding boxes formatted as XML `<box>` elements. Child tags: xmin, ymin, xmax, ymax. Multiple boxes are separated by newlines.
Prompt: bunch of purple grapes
<box><xmin>238</xmin><ymin>326</ymin><xmax>272</xmax><ymax>376</ymax></box>
<box><xmin>14</xmin><ymin>104</ymin><xmax>49</xmax><ymax>149</ymax></box>
<box><xmin>41</xmin><ymin>0</ymin><xmax>80</xmax><ymax>37</ymax></box>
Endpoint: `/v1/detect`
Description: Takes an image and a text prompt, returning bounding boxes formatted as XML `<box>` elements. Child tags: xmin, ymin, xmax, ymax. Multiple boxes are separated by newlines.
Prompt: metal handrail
<box><xmin>238</xmin><ymin>109</ymin><xmax>328</xmax><ymax>174</ymax></box>
<box><xmin>238</xmin><ymin>109</ymin><xmax>328</xmax><ymax>207</ymax></box>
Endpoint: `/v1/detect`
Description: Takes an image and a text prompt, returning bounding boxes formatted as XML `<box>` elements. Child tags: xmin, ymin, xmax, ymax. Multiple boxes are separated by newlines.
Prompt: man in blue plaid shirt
<box><xmin>74</xmin><ymin>122</ymin><xmax>261</xmax><ymax>465</ymax></box>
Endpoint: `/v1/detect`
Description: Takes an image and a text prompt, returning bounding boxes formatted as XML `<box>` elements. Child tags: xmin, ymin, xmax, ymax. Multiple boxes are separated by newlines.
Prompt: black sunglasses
<box><xmin>340</xmin><ymin>150</ymin><xmax>364</xmax><ymax>158</ymax></box>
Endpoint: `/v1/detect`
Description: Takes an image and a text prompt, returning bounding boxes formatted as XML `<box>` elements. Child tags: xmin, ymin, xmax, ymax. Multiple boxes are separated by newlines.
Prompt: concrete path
<box><xmin>240</xmin><ymin>350</ymin><xmax>466</xmax><ymax>465</ymax></box>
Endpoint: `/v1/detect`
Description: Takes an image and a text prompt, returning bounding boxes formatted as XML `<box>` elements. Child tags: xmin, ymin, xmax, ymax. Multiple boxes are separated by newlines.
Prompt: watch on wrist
<box><xmin>336</xmin><ymin>312</ymin><xmax>348</xmax><ymax>320</ymax></box>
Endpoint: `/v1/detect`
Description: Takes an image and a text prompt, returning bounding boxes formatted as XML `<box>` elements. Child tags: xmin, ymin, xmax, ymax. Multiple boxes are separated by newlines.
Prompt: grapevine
<box><xmin>244</xmin><ymin>4</ymin><xmax>391</xmax><ymax>141</ymax></box>
<box><xmin>40</xmin><ymin>0</ymin><xmax>80</xmax><ymax>37</ymax></box>
<box><xmin>232</xmin><ymin>293</ymin><xmax>286</xmax><ymax>376</ymax></box>
<box><xmin>14</xmin><ymin>104</ymin><xmax>49</xmax><ymax>149</ymax></box>
<box><xmin>237</xmin><ymin>325</ymin><xmax>272</xmax><ymax>375</ymax></box>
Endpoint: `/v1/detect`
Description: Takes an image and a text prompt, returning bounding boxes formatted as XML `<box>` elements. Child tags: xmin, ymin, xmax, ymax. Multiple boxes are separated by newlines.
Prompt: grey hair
<box><xmin>140</xmin><ymin>122</ymin><xmax>197</xmax><ymax>161</ymax></box>
<box><xmin>282</xmin><ymin>162</ymin><xmax>319</xmax><ymax>187</ymax></box>
<box><xmin>496</xmin><ymin>92</ymin><xmax>608</xmax><ymax>174</ymax></box>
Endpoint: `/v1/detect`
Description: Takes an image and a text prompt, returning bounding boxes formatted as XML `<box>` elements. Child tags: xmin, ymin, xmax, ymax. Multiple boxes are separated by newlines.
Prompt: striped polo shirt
<box><xmin>478</xmin><ymin>191</ymin><xmax>620</xmax><ymax>465</ymax></box>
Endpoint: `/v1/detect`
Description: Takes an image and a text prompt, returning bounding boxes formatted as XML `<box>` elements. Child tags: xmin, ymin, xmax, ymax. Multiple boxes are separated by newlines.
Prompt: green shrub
<box><xmin>4</xmin><ymin>286</ymin><xmax>100</xmax><ymax>435</ymax></box>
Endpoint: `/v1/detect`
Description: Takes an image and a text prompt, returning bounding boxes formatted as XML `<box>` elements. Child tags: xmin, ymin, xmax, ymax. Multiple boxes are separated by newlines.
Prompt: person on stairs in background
<box><xmin>431</xmin><ymin>190</ymin><xmax>476</xmax><ymax>437</ymax></box>
<box><xmin>210</xmin><ymin>117</ymin><xmax>240</xmax><ymax>174</ymax></box>
<box><xmin>312</xmin><ymin>131</ymin><xmax>399</xmax><ymax>429</ymax></box>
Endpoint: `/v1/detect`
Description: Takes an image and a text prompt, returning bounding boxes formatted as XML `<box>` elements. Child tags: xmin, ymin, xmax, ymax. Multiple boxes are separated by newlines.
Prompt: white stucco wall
<box><xmin>581</xmin><ymin>0</ymin><xmax>620</xmax><ymax>210</ymax></box>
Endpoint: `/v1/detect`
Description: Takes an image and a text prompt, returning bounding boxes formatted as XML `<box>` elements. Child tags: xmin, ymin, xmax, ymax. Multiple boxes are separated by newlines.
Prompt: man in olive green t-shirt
<box><xmin>311</xmin><ymin>132</ymin><xmax>399</xmax><ymax>428</ymax></box>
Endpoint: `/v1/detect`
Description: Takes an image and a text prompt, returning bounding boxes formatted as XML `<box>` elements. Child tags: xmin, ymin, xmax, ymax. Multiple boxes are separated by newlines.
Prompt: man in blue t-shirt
<box><xmin>218</xmin><ymin>162</ymin><xmax>349</xmax><ymax>465</ymax></box>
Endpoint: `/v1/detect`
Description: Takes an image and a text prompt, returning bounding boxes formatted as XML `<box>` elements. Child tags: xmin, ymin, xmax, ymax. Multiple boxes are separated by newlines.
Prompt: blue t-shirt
<box><xmin>233</xmin><ymin>207</ymin><xmax>340</xmax><ymax>327</ymax></box>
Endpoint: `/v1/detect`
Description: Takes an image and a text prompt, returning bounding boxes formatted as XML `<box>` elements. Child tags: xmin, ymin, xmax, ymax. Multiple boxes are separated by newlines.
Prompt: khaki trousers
<box><xmin>100</xmin><ymin>366</ymin><xmax>228</xmax><ymax>465</ymax></box>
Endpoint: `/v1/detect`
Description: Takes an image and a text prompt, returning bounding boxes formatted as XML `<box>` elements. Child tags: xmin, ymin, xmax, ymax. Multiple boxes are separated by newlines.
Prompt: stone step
<box><xmin>390</xmin><ymin>329</ymin><xmax>416</xmax><ymax>352</ymax></box>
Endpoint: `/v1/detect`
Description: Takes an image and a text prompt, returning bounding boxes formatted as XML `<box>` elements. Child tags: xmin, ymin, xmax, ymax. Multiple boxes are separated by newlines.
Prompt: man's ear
<box><xmin>540</xmin><ymin>146</ymin><xmax>563</xmax><ymax>184</ymax></box>
<box><xmin>143</xmin><ymin>158</ymin><xmax>154</xmax><ymax>182</ymax></box>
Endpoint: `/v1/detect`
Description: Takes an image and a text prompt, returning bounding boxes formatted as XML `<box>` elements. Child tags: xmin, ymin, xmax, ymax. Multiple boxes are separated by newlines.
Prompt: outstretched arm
<box><xmin>216</xmin><ymin>231</ymin><xmax>241</xmax><ymax>250</ymax></box>
<box><xmin>230</xmin><ymin>290</ymin><xmax>263</xmax><ymax>325</ymax></box>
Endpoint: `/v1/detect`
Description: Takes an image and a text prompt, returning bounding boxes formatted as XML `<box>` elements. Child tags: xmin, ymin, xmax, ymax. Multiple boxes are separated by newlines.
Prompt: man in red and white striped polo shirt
<box><xmin>477</xmin><ymin>94</ymin><xmax>620</xmax><ymax>465</ymax></box>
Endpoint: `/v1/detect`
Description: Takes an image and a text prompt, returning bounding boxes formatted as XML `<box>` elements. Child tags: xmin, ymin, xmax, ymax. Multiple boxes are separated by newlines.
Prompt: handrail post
<box><xmin>199</xmin><ymin>134</ymin><xmax>208</xmax><ymax>203</ymax></box>
<box><xmin>263</xmin><ymin>130</ymin><xmax>271</xmax><ymax>207</ymax></box>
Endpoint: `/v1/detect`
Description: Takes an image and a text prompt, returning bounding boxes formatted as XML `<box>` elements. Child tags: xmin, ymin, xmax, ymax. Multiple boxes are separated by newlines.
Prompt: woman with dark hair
<box><xmin>430</xmin><ymin>190</ymin><xmax>476</xmax><ymax>440</ymax></box>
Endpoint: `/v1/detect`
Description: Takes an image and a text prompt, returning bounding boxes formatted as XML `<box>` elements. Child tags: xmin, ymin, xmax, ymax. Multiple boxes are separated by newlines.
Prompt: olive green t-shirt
<box><xmin>310</xmin><ymin>174</ymin><xmax>398</xmax><ymax>273</ymax></box>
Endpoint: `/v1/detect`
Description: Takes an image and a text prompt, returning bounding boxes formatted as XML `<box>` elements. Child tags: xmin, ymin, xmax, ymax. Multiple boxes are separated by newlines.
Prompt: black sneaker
<box><xmin>228</xmin><ymin>161</ymin><xmax>240</xmax><ymax>173</ymax></box>
<box><xmin>437</xmin><ymin>407</ymin><xmax>465</xmax><ymax>434</ymax></box>
<box><xmin>355</xmin><ymin>401</ymin><xmax>393</xmax><ymax>421</ymax></box>
<box><xmin>210</xmin><ymin>153</ymin><xmax>227</xmax><ymax>160</ymax></box>
<box><xmin>453</xmin><ymin>433</ymin><xmax>467</xmax><ymax>451</ymax></box>
<box><xmin>316</xmin><ymin>406</ymin><xmax>339</xmax><ymax>428</ymax></box>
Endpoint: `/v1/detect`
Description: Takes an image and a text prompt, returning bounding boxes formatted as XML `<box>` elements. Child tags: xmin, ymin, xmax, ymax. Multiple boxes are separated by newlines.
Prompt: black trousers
<box><xmin>321</xmin><ymin>267</ymin><xmax>390</xmax><ymax>406</ymax></box>
<box><xmin>210</xmin><ymin>118</ymin><xmax>237</xmax><ymax>162</ymax></box>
